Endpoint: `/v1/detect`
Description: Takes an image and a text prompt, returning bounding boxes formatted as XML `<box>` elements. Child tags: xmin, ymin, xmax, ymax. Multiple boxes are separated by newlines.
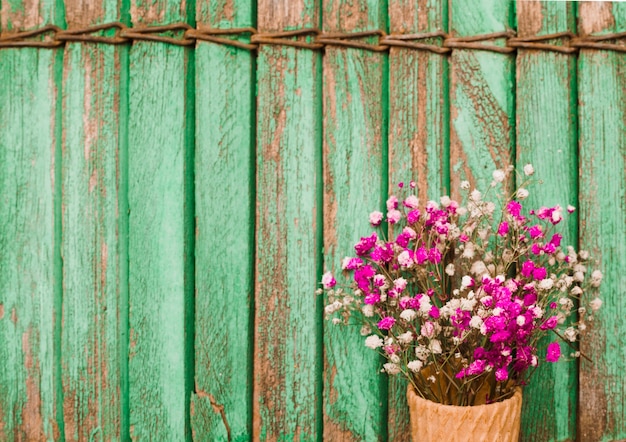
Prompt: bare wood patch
<box><xmin>579</xmin><ymin>2</ymin><xmax>615</xmax><ymax>35</ymax></box>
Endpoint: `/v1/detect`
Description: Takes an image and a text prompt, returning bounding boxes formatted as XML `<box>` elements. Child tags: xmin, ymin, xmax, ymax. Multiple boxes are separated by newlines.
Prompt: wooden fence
<box><xmin>0</xmin><ymin>0</ymin><xmax>624</xmax><ymax>440</ymax></box>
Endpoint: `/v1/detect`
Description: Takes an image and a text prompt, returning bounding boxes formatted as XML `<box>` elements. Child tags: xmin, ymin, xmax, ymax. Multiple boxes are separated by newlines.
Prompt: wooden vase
<box><xmin>407</xmin><ymin>385</ymin><xmax>523</xmax><ymax>442</ymax></box>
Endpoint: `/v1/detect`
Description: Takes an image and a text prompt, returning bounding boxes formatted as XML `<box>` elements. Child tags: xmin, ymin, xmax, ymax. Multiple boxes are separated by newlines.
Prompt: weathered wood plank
<box><xmin>387</xmin><ymin>0</ymin><xmax>447</xmax><ymax>438</ymax></box>
<box><xmin>254</xmin><ymin>1</ymin><xmax>321</xmax><ymax>439</ymax></box>
<box><xmin>127</xmin><ymin>1</ymin><xmax>193</xmax><ymax>439</ymax></box>
<box><xmin>60</xmin><ymin>1</ymin><xmax>126</xmax><ymax>440</ymax></box>
<box><xmin>191</xmin><ymin>0</ymin><xmax>255</xmax><ymax>441</ymax></box>
<box><xmin>0</xmin><ymin>1</ymin><xmax>63</xmax><ymax>439</ymax></box>
<box><xmin>515</xmin><ymin>3</ymin><xmax>578</xmax><ymax>441</ymax></box>
<box><xmin>579</xmin><ymin>3</ymin><xmax>626</xmax><ymax>441</ymax></box>
<box><xmin>322</xmin><ymin>1</ymin><xmax>387</xmax><ymax>439</ymax></box>
<box><xmin>449</xmin><ymin>3</ymin><xmax>515</xmax><ymax>194</ymax></box>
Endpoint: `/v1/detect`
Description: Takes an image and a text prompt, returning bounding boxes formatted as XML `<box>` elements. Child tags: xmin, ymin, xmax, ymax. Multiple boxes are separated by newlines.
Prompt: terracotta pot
<box><xmin>407</xmin><ymin>385</ymin><xmax>523</xmax><ymax>442</ymax></box>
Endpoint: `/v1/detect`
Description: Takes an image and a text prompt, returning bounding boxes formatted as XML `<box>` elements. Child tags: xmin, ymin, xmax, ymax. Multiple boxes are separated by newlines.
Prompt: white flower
<box><xmin>531</xmin><ymin>306</ymin><xmax>544</xmax><ymax>318</ymax></box>
<box><xmin>332</xmin><ymin>318</ymin><xmax>341</xmax><ymax>324</ymax></box>
<box><xmin>570</xmin><ymin>286</ymin><xmax>583</xmax><ymax>296</ymax></box>
<box><xmin>369</xmin><ymin>211</ymin><xmax>384</xmax><ymax>225</ymax></box>
<box><xmin>397</xmin><ymin>331</ymin><xmax>414</xmax><ymax>344</ymax></box>
<box><xmin>591</xmin><ymin>270</ymin><xmax>603</xmax><ymax>287</ymax></box>
<box><xmin>563</xmin><ymin>327</ymin><xmax>577</xmax><ymax>342</ymax></box>
<box><xmin>429</xmin><ymin>340</ymin><xmax>442</xmax><ymax>354</ymax></box>
<box><xmin>516</xmin><ymin>315</ymin><xmax>526</xmax><ymax>326</ymax></box>
<box><xmin>531</xmin><ymin>355</ymin><xmax>538</xmax><ymax>367</ymax></box>
<box><xmin>539</xmin><ymin>278</ymin><xmax>554</xmax><ymax>290</ymax></box>
<box><xmin>460</xmin><ymin>298</ymin><xmax>477</xmax><ymax>311</ymax></box>
<box><xmin>470</xmin><ymin>189</ymin><xmax>482</xmax><ymax>202</ymax></box>
<box><xmin>415</xmin><ymin>345</ymin><xmax>430</xmax><ymax>361</ymax></box>
<box><xmin>418</xmin><ymin>297</ymin><xmax>432</xmax><ymax>314</ymax></box>
<box><xmin>403</xmin><ymin>226</ymin><xmax>417</xmax><ymax>239</ymax></box>
<box><xmin>492</xmin><ymin>169</ymin><xmax>505</xmax><ymax>183</ymax></box>
<box><xmin>440</xmin><ymin>195</ymin><xmax>451</xmax><ymax>207</ymax></box>
<box><xmin>469</xmin><ymin>315</ymin><xmax>483</xmax><ymax>329</ymax></box>
<box><xmin>360</xmin><ymin>325</ymin><xmax>371</xmax><ymax>336</ymax></box>
<box><xmin>523</xmin><ymin>163</ymin><xmax>535</xmax><ymax>176</ymax></box>
<box><xmin>362</xmin><ymin>304</ymin><xmax>374</xmax><ymax>317</ymax></box>
<box><xmin>325</xmin><ymin>301</ymin><xmax>342</xmax><ymax>315</ymax></box>
<box><xmin>460</xmin><ymin>180</ymin><xmax>470</xmax><ymax>190</ymax></box>
<box><xmin>457</xmin><ymin>207</ymin><xmax>468</xmax><ymax>216</ymax></box>
<box><xmin>365</xmin><ymin>335</ymin><xmax>384</xmax><ymax>349</ymax></box>
<box><xmin>573</xmin><ymin>271</ymin><xmax>585</xmax><ymax>283</ymax></box>
<box><xmin>407</xmin><ymin>360</ymin><xmax>423</xmax><ymax>373</ymax></box>
<box><xmin>445</xmin><ymin>264</ymin><xmax>455</xmax><ymax>276</ymax></box>
<box><xmin>383</xmin><ymin>363</ymin><xmax>401</xmax><ymax>375</ymax></box>
<box><xmin>590</xmin><ymin>297</ymin><xmax>602</xmax><ymax>311</ymax></box>
<box><xmin>579</xmin><ymin>250</ymin><xmax>589</xmax><ymax>260</ymax></box>
<box><xmin>462</xmin><ymin>243</ymin><xmax>476</xmax><ymax>259</ymax></box>
<box><xmin>400</xmin><ymin>309</ymin><xmax>417</xmax><ymax>322</ymax></box>
<box><xmin>390</xmin><ymin>354</ymin><xmax>401</xmax><ymax>364</ymax></box>
<box><xmin>421</xmin><ymin>322</ymin><xmax>436</xmax><ymax>338</ymax></box>
<box><xmin>567</xmin><ymin>205</ymin><xmax>576</xmax><ymax>213</ymax></box>
<box><xmin>517</xmin><ymin>188</ymin><xmax>529</xmax><ymax>200</ymax></box>
<box><xmin>461</xmin><ymin>275</ymin><xmax>474</xmax><ymax>289</ymax></box>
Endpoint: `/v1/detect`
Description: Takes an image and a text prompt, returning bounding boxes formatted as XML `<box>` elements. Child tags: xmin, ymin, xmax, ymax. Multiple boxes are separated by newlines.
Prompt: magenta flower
<box><xmin>506</xmin><ymin>200</ymin><xmax>522</xmax><ymax>217</ymax></box>
<box><xmin>428</xmin><ymin>247</ymin><xmax>442</xmax><ymax>264</ymax></box>
<box><xmin>355</xmin><ymin>233</ymin><xmax>377</xmax><ymax>256</ymax></box>
<box><xmin>378</xmin><ymin>316</ymin><xmax>396</xmax><ymax>330</ymax></box>
<box><xmin>532</xmin><ymin>267</ymin><xmax>547</xmax><ymax>280</ymax></box>
<box><xmin>540</xmin><ymin>316</ymin><xmax>558</xmax><ymax>330</ymax></box>
<box><xmin>342</xmin><ymin>257</ymin><xmax>363</xmax><ymax>270</ymax></box>
<box><xmin>546</xmin><ymin>342</ymin><xmax>561</xmax><ymax>362</ymax></box>
<box><xmin>415</xmin><ymin>247</ymin><xmax>428</xmax><ymax>265</ymax></box>
<box><xmin>549</xmin><ymin>233</ymin><xmax>562</xmax><ymax>247</ymax></box>
<box><xmin>528</xmin><ymin>225</ymin><xmax>543</xmax><ymax>239</ymax></box>
<box><xmin>429</xmin><ymin>305</ymin><xmax>440</xmax><ymax>319</ymax></box>
<box><xmin>498</xmin><ymin>221</ymin><xmax>509</xmax><ymax>236</ymax></box>
<box><xmin>521</xmin><ymin>261</ymin><xmax>535</xmax><ymax>278</ymax></box>
<box><xmin>321</xmin><ymin>272</ymin><xmax>336</xmax><ymax>289</ymax></box>
<box><xmin>407</xmin><ymin>209</ymin><xmax>420</xmax><ymax>224</ymax></box>
<box><xmin>495</xmin><ymin>367</ymin><xmax>509</xmax><ymax>382</ymax></box>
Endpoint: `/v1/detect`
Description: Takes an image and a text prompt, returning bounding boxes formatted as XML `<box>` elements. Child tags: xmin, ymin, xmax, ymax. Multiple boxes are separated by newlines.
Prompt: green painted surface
<box><xmin>515</xmin><ymin>4</ymin><xmax>578</xmax><ymax>441</ymax></box>
<box><xmin>60</xmin><ymin>2</ymin><xmax>124</xmax><ymax>440</ymax></box>
<box><xmin>190</xmin><ymin>0</ymin><xmax>255</xmax><ymax>440</ymax></box>
<box><xmin>322</xmin><ymin>1</ymin><xmax>387</xmax><ymax>440</ymax></box>
<box><xmin>254</xmin><ymin>41</ymin><xmax>321</xmax><ymax>439</ymax></box>
<box><xmin>387</xmin><ymin>0</ymin><xmax>448</xmax><ymax>437</ymax></box>
<box><xmin>0</xmin><ymin>1</ymin><xmax>62</xmax><ymax>439</ymax></box>
<box><xmin>127</xmin><ymin>0</ymin><xmax>193</xmax><ymax>439</ymax></box>
<box><xmin>579</xmin><ymin>3</ymin><xmax>626</xmax><ymax>441</ymax></box>
<box><xmin>449</xmin><ymin>0</ymin><xmax>514</xmax><ymax>193</ymax></box>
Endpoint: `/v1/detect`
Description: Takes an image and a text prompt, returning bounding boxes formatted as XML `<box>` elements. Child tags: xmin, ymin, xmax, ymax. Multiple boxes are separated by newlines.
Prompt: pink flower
<box><xmin>407</xmin><ymin>209</ymin><xmax>420</xmax><ymax>224</ymax></box>
<box><xmin>459</xmin><ymin>234</ymin><xmax>469</xmax><ymax>243</ymax></box>
<box><xmin>378</xmin><ymin>316</ymin><xmax>396</xmax><ymax>330</ymax></box>
<box><xmin>386</xmin><ymin>195</ymin><xmax>398</xmax><ymax>211</ymax></box>
<box><xmin>321</xmin><ymin>272</ymin><xmax>336</xmax><ymax>289</ymax></box>
<box><xmin>403</xmin><ymin>195</ymin><xmax>419</xmax><ymax>209</ymax></box>
<box><xmin>398</xmin><ymin>250</ymin><xmax>414</xmax><ymax>267</ymax></box>
<box><xmin>410</xmin><ymin>180</ymin><xmax>416</xmax><ymax>189</ymax></box>
<box><xmin>342</xmin><ymin>257</ymin><xmax>363</xmax><ymax>270</ymax></box>
<box><xmin>540</xmin><ymin>316</ymin><xmax>558</xmax><ymax>330</ymax></box>
<box><xmin>546</xmin><ymin>342</ymin><xmax>561</xmax><ymax>362</ymax></box>
<box><xmin>415</xmin><ymin>247</ymin><xmax>428</xmax><ymax>265</ymax></box>
<box><xmin>354</xmin><ymin>233</ymin><xmax>377</xmax><ymax>256</ymax></box>
<box><xmin>428</xmin><ymin>247</ymin><xmax>442</xmax><ymax>264</ymax></box>
<box><xmin>421</xmin><ymin>321</ymin><xmax>436</xmax><ymax>338</ymax></box>
<box><xmin>369</xmin><ymin>211</ymin><xmax>383</xmax><ymax>226</ymax></box>
<box><xmin>387</xmin><ymin>209</ymin><xmax>402</xmax><ymax>224</ymax></box>
<box><xmin>531</xmin><ymin>243</ymin><xmax>543</xmax><ymax>255</ymax></box>
<box><xmin>532</xmin><ymin>267</ymin><xmax>547</xmax><ymax>280</ymax></box>
<box><xmin>497</xmin><ymin>221</ymin><xmax>509</xmax><ymax>236</ymax></box>
<box><xmin>528</xmin><ymin>225</ymin><xmax>543</xmax><ymax>239</ymax></box>
<box><xmin>549</xmin><ymin>233</ymin><xmax>562</xmax><ymax>247</ymax></box>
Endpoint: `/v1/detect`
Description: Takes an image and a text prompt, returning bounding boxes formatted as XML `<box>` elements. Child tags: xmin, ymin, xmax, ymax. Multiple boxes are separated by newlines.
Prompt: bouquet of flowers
<box><xmin>319</xmin><ymin>164</ymin><xmax>602</xmax><ymax>406</ymax></box>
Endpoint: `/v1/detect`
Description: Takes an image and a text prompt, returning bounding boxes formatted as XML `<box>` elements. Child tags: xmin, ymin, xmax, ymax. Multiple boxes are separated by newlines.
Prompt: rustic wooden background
<box><xmin>0</xmin><ymin>0</ymin><xmax>624</xmax><ymax>440</ymax></box>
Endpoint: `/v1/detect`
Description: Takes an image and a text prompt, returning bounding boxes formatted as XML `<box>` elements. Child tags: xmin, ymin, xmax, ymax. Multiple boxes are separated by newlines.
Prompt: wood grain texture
<box><xmin>322</xmin><ymin>0</ymin><xmax>386</xmax><ymax>440</ymax></box>
<box><xmin>60</xmin><ymin>1</ymin><xmax>125</xmax><ymax>440</ymax></box>
<box><xmin>449</xmin><ymin>1</ymin><xmax>514</xmax><ymax>195</ymax></box>
<box><xmin>515</xmin><ymin>3</ymin><xmax>578</xmax><ymax>441</ymax></box>
<box><xmin>127</xmin><ymin>0</ymin><xmax>193</xmax><ymax>439</ymax></box>
<box><xmin>387</xmin><ymin>0</ymin><xmax>447</xmax><ymax>438</ymax></box>
<box><xmin>191</xmin><ymin>0</ymin><xmax>255</xmax><ymax>440</ymax></box>
<box><xmin>579</xmin><ymin>3</ymin><xmax>626</xmax><ymax>441</ymax></box>
<box><xmin>254</xmin><ymin>0</ymin><xmax>321</xmax><ymax>439</ymax></box>
<box><xmin>0</xmin><ymin>1</ymin><xmax>62</xmax><ymax>439</ymax></box>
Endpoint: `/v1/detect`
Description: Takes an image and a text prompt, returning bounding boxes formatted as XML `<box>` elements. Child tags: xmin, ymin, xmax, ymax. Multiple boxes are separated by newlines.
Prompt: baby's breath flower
<box><xmin>383</xmin><ymin>363</ymin><xmax>401</xmax><ymax>375</ymax></box>
<box><xmin>362</xmin><ymin>304</ymin><xmax>374</xmax><ymax>317</ymax></box>
<box><xmin>563</xmin><ymin>327</ymin><xmax>577</xmax><ymax>342</ymax></box>
<box><xmin>407</xmin><ymin>360</ymin><xmax>423</xmax><ymax>373</ymax></box>
<box><xmin>470</xmin><ymin>189</ymin><xmax>482</xmax><ymax>202</ymax></box>
<box><xmin>591</xmin><ymin>270</ymin><xmax>603</xmax><ymax>287</ymax></box>
<box><xmin>365</xmin><ymin>335</ymin><xmax>384</xmax><ymax>349</ymax></box>
<box><xmin>579</xmin><ymin>250</ymin><xmax>589</xmax><ymax>260</ymax></box>
<box><xmin>517</xmin><ymin>188</ymin><xmax>529</xmax><ymax>199</ymax></box>
<box><xmin>445</xmin><ymin>264</ymin><xmax>455</xmax><ymax>276</ymax></box>
<box><xmin>400</xmin><ymin>309</ymin><xmax>417</xmax><ymax>322</ymax></box>
<box><xmin>492</xmin><ymin>169</ymin><xmax>505</xmax><ymax>183</ymax></box>
<box><xmin>590</xmin><ymin>297</ymin><xmax>602</xmax><ymax>311</ymax></box>
<box><xmin>397</xmin><ymin>331</ymin><xmax>414</xmax><ymax>345</ymax></box>
<box><xmin>460</xmin><ymin>180</ymin><xmax>470</xmax><ymax>190</ymax></box>
<box><xmin>524</xmin><ymin>163</ymin><xmax>535</xmax><ymax>176</ymax></box>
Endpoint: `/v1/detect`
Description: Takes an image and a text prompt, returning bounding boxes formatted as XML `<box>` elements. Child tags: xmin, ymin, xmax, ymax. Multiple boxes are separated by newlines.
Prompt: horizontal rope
<box><xmin>0</xmin><ymin>22</ymin><xmax>625</xmax><ymax>53</ymax></box>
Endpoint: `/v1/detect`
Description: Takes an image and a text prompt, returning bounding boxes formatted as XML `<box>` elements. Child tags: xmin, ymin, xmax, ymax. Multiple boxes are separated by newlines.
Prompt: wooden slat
<box><xmin>322</xmin><ymin>0</ymin><xmax>387</xmax><ymax>439</ymax></box>
<box><xmin>191</xmin><ymin>0</ymin><xmax>255</xmax><ymax>440</ymax></box>
<box><xmin>515</xmin><ymin>3</ymin><xmax>578</xmax><ymax>441</ymax></box>
<box><xmin>579</xmin><ymin>3</ymin><xmax>626</xmax><ymax>440</ymax></box>
<box><xmin>127</xmin><ymin>1</ymin><xmax>193</xmax><ymax>439</ymax></box>
<box><xmin>0</xmin><ymin>1</ymin><xmax>63</xmax><ymax>439</ymax></box>
<box><xmin>60</xmin><ymin>1</ymin><xmax>126</xmax><ymax>439</ymax></box>
<box><xmin>254</xmin><ymin>1</ymin><xmax>322</xmax><ymax>439</ymax></box>
<box><xmin>449</xmin><ymin>3</ymin><xmax>515</xmax><ymax>194</ymax></box>
<box><xmin>387</xmin><ymin>0</ymin><xmax>448</xmax><ymax>438</ymax></box>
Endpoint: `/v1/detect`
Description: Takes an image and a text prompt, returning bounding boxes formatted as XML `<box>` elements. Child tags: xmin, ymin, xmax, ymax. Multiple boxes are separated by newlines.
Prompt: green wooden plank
<box><xmin>579</xmin><ymin>3</ymin><xmax>626</xmax><ymax>441</ymax></box>
<box><xmin>387</xmin><ymin>0</ymin><xmax>448</xmax><ymax>439</ymax></box>
<box><xmin>449</xmin><ymin>2</ymin><xmax>514</xmax><ymax>193</ymax></box>
<box><xmin>322</xmin><ymin>1</ymin><xmax>387</xmax><ymax>439</ymax></box>
<box><xmin>254</xmin><ymin>1</ymin><xmax>322</xmax><ymax>439</ymax></box>
<box><xmin>191</xmin><ymin>1</ymin><xmax>255</xmax><ymax>441</ymax></box>
<box><xmin>515</xmin><ymin>4</ymin><xmax>578</xmax><ymax>441</ymax></box>
<box><xmin>0</xmin><ymin>1</ymin><xmax>63</xmax><ymax>439</ymax></box>
<box><xmin>60</xmin><ymin>1</ymin><xmax>125</xmax><ymax>439</ymax></box>
<box><xmin>127</xmin><ymin>1</ymin><xmax>194</xmax><ymax>439</ymax></box>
